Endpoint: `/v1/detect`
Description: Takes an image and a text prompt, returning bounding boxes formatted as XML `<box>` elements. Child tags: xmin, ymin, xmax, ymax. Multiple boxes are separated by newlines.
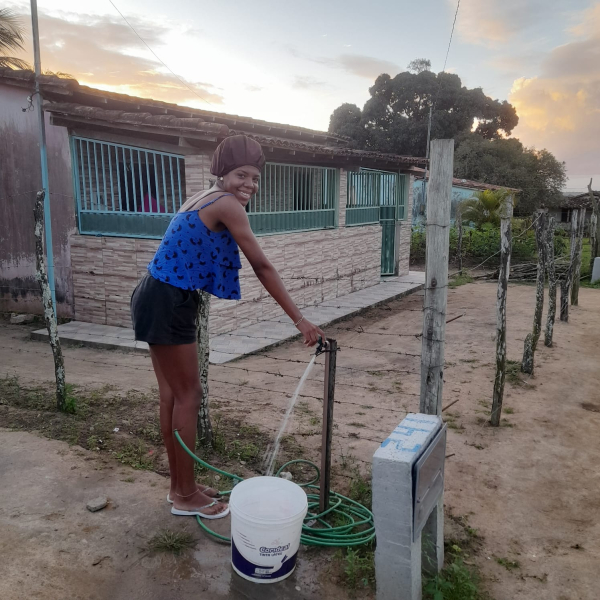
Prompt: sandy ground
<box><xmin>1</xmin><ymin>280</ymin><xmax>599</xmax><ymax>599</ymax></box>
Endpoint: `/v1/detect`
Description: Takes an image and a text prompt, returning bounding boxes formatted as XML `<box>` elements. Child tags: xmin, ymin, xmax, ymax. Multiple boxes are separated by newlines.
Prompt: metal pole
<box><xmin>319</xmin><ymin>339</ymin><xmax>337</xmax><ymax>514</ymax></box>
<box><xmin>30</xmin><ymin>0</ymin><xmax>56</xmax><ymax>314</ymax></box>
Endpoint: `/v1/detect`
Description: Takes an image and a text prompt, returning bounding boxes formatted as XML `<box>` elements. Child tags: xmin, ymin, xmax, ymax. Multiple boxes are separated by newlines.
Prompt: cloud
<box><xmin>454</xmin><ymin>0</ymin><xmax>554</xmax><ymax>46</ymax></box>
<box><xmin>16</xmin><ymin>9</ymin><xmax>224</xmax><ymax>105</ymax></box>
<box><xmin>292</xmin><ymin>76</ymin><xmax>327</xmax><ymax>90</ymax></box>
<box><xmin>509</xmin><ymin>4</ymin><xmax>600</xmax><ymax>177</ymax></box>
<box><xmin>244</xmin><ymin>84</ymin><xmax>264</xmax><ymax>93</ymax></box>
<box><xmin>285</xmin><ymin>46</ymin><xmax>398</xmax><ymax>79</ymax></box>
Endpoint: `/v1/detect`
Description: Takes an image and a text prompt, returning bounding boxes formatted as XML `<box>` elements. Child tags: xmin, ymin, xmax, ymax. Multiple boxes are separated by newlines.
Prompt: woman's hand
<box><xmin>296</xmin><ymin>318</ymin><xmax>325</xmax><ymax>347</ymax></box>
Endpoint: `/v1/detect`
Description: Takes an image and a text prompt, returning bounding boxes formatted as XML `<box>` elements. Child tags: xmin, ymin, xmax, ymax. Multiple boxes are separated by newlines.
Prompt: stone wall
<box><xmin>70</xmin><ymin>223</ymin><xmax>380</xmax><ymax>334</ymax></box>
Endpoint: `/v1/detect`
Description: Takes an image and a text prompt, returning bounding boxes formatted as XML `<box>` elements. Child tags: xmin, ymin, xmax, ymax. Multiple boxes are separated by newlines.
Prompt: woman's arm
<box><xmin>216</xmin><ymin>197</ymin><xmax>324</xmax><ymax>346</ymax></box>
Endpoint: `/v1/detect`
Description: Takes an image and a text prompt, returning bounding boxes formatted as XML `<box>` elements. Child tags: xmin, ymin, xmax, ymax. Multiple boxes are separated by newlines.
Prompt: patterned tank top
<box><xmin>148</xmin><ymin>194</ymin><xmax>242</xmax><ymax>300</ymax></box>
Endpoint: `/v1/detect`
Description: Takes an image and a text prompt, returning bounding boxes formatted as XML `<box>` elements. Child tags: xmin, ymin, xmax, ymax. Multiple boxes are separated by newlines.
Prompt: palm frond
<box><xmin>0</xmin><ymin>8</ymin><xmax>26</xmax><ymax>54</ymax></box>
<box><xmin>0</xmin><ymin>56</ymin><xmax>31</xmax><ymax>70</ymax></box>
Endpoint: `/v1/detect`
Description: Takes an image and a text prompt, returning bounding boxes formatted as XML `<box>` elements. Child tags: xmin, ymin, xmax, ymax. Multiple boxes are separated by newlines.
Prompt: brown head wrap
<box><xmin>210</xmin><ymin>135</ymin><xmax>266</xmax><ymax>177</ymax></box>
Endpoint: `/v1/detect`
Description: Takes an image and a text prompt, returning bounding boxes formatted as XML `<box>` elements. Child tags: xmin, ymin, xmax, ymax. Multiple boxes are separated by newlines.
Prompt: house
<box><xmin>549</xmin><ymin>191</ymin><xmax>598</xmax><ymax>231</ymax></box>
<box><xmin>411</xmin><ymin>167</ymin><xmax>520</xmax><ymax>225</ymax></box>
<box><xmin>0</xmin><ymin>69</ymin><xmax>425</xmax><ymax>335</ymax></box>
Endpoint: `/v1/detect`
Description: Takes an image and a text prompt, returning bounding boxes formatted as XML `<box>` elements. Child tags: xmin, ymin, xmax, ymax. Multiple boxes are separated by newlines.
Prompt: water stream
<box><xmin>263</xmin><ymin>355</ymin><xmax>317</xmax><ymax>476</ymax></box>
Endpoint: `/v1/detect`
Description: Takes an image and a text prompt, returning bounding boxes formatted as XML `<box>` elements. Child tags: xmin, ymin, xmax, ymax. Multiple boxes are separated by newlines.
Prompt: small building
<box><xmin>0</xmin><ymin>69</ymin><xmax>425</xmax><ymax>335</ymax></box>
<box><xmin>549</xmin><ymin>191</ymin><xmax>598</xmax><ymax>231</ymax></box>
<box><xmin>411</xmin><ymin>167</ymin><xmax>520</xmax><ymax>225</ymax></box>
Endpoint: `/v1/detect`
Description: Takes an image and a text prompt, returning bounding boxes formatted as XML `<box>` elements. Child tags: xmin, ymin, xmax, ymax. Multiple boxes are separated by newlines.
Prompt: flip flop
<box><xmin>171</xmin><ymin>501</ymin><xmax>230</xmax><ymax>520</ymax></box>
<box><xmin>167</xmin><ymin>486</ymin><xmax>220</xmax><ymax>504</ymax></box>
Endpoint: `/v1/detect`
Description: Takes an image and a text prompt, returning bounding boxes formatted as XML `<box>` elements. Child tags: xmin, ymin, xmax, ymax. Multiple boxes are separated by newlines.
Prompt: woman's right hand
<box><xmin>296</xmin><ymin>318</ymin><xmax>325</xmax><ymax>347</ymax></box>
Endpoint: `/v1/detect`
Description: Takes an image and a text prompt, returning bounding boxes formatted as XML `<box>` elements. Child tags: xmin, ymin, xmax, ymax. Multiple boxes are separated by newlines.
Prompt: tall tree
<box><xmin>454</xmin><ymin>134</ymin><xmax>566</xmax><ymax>215</ymax></box>
<box><xmin>328</xmin><ymin>67</ymin><xmax>518</xmax><ymax>157</ymax></box>
<box><xmin>407</xmin><ymin>58</ymin><xmax>431</xmax><ymax>74</ymax></box>
<box><xmin>0</xmin><ymin>9</ymin><xmax>30</xmax><ymax>70</ymax></box>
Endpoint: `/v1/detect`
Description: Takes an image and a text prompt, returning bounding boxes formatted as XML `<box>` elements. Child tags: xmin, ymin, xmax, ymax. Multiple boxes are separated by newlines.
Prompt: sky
<box><xmin>8</xmin><ymin>0</ymin><xmax>600</xmax><ymax>192</ymax></box>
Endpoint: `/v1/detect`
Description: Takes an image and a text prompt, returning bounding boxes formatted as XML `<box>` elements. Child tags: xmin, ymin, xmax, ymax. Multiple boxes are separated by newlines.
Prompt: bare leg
<box><xmin>149</xmin><ymin>343</ymin><xmax>226</xmax><ymax>516</ymax></box>
<box><xmin>150</xmin><ymin>348</ymin><xmax>219</xmax><ymax>500</ymax></box>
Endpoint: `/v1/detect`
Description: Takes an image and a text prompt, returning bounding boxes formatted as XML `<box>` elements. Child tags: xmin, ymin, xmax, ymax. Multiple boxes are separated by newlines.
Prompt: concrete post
<box><xmin>592</xmin><ymin>257</ymin><xmax>600</xmax><ymax>284</ymax></box>
<box><xmin>373</xmin><ymin>414</ymin><xmax>444</xmax><ymax>600</ymax></box>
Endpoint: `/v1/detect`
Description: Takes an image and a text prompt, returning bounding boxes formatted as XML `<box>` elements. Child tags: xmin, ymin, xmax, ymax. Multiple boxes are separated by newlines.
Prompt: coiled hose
<box><xmin>174</xmin><ymin>430</ymin><xmax>375</xmax><ymax>547</ymax></box>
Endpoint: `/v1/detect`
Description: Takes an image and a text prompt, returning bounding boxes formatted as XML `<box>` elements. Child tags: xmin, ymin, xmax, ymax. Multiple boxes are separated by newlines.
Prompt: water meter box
<box><xmin>412</xmin><ymin>424</ymin><xmax>447</xmax><ymax>541</ymax></box>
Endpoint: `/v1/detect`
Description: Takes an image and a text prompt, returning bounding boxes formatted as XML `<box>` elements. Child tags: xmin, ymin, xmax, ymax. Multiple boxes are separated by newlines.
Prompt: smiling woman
<box><xmin>130</xmin><ymin>134</ymin><xmax>324</xmax><ymax>520</ymax></box>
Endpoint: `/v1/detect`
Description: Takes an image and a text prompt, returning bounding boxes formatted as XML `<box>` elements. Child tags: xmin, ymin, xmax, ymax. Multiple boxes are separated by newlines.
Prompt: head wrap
<box><xmin>210</xmin><ymin>135</ymin><xmax>266</xmax><ymax>177</ymax></box>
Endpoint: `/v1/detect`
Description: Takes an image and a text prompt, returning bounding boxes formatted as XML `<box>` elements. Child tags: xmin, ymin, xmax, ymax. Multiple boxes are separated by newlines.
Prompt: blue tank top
<box><xmin>148</xmin><ymin>194</ymin><xmax>242</xmax><ymax>300</ymax></box>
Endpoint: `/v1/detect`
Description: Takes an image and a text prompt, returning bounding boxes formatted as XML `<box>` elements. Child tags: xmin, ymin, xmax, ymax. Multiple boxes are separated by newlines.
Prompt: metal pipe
<box><xmin>30</xmin><ymin>0</ymin><xmax>56</xmax><ymax>313</ymax></box>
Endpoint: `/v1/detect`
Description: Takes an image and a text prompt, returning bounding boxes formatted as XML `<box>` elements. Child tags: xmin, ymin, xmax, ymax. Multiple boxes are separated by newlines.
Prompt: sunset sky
<box><xmin>9</xmin><ymin>0</ymin><xmax>600</xmax><ymax>191</ymax></box>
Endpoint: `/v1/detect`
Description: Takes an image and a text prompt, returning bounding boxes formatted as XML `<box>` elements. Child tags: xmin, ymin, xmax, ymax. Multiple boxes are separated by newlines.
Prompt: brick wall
<box><xmin>70</xmin><ymin>223</ymin><xmax>381</xmax><ymax>335</ymax></box>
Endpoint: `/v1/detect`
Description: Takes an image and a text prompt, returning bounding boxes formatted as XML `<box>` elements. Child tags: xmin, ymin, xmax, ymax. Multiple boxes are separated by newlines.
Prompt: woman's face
<box><xmin>221</xmin><ymin>165</ymin><xmax>261</xmax><ymax>207</ymax></box>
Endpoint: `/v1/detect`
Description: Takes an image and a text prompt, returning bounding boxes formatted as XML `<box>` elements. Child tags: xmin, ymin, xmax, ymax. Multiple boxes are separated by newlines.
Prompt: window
<box><xmin>246</xmin><ymin>163</ymin><xmax>338</xmax><ymax>234</ymax></box>
<box><xmin>346</xmin><ymin>169</ymin><xmax>406</xmax><ymax>226</ymax></box>
<box><xmin>71</xmin><ymin>136</ymin><xmax>185</xmax><ymax>238</ymax></box>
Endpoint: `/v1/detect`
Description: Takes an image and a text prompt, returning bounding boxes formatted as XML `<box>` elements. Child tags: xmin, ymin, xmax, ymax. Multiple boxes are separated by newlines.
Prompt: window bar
<box><xmin>100</xmin><ymin>143</ymin><xmax>108</xmax><ymax>211</ymax></box>
<box><xmin>78</xmin><ymin>139</ymin><xmax>87</xmax><ymax>211</ymax></box>
<box><xmin>137</xmin><ymin>150</ymin><xmax>144</xmax><ymax>212</ymax></box>
<box><xmin>93</xmin><ymin>141</ymin><xmax>101</xmax><ymax>210</ymax></box>
<box><xmin>107</xmin><ymin>143</ymin><xmax>115</xmax><ymax>212</ymax></box>
<box><xmin>144</xmin><ymin>151</ymin><xmax>152</xmax><ymax>213</ymax></box>
<box><xmin>169</xmin><ymin>156</ymin><xmax>176</xmax><ymax>213</ymax></box>
<box><xmin>176</xmin><ymin>157</ymin><xmax>183</xmax><ymax>210</ymax></box>
<box><xmin>85</xmin><ymin>140</ymin><xmax>94</xmax><ymax>211</ymax></box>
<box><xmin>153</xmin><ymin>153</ymin><xmax>160</xmax><ymax>213</ymax></box>
<box><xmin>130</xmin><ymin>148</ymin><xmax>138</xmax><ymax>212</ymax></box>
<box><xmin>115</xmin><ymin>146</ymin><xmax>123</xmax><ymax>212</ymax></box>
<box><xmin>269</xmin><ymin>163</ymin><xmax>273</xmax><ymax>214</ymax></box>
<box><xmin>160</xmin><ymin>155</ymin><xmax>168</xmax><ymax>214</ymax></box>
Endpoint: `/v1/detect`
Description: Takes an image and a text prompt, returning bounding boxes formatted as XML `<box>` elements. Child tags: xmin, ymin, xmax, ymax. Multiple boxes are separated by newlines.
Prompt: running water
<box><xmin>263</xmin><ymin>355</ymin><xmax>317</xmax><ymax>476</ymax></box>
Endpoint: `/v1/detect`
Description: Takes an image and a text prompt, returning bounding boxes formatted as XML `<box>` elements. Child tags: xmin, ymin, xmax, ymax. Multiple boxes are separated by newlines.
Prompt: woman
<box><xmin>131</xmin><ymin>135</ymin><xmax>325</xmax><ymax>519</ymax></box>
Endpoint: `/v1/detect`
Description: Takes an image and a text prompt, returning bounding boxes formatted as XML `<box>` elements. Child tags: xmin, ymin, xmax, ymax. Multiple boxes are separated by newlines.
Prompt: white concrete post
<box><xmin>373</xmin><ymin>414</ymin><xmax>443</xmax><ymax>600</ymax></box>
<box><xmin>592</xmin><ymin>257</ymin><xmax>600</xmax><ymax>284</ymax></box>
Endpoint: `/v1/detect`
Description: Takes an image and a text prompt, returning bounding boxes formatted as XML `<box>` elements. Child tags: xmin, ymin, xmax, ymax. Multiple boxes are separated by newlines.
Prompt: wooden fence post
<box><xmin>490</xmin><ymin>194</ymin><xmax>514</xmax><ymax>427</ymax></box>
<box><xmin>457</xmin><ymin>204</ymin><xmax>463</xmax><ymax>275</ymax></box>
<box><xmin>522</xmin><ymin>210</ymin><xmax>547</xmax><ymax>375</ymax></box>
<box><xmin>196</xmin><ymin>290</ymin><xmax>213</xmax><ymax>446</ymax></box>
<box><xmin>571</xmin><ymin>208</ymin><xmax>587</xmax><ymax>306</ymax></box>
<box><xmin>420</xmin><ymin>139</ymin><xmax>453</xmax><ymax>416</ymax></box>
<box><xmin>560</xmin><ymin>209</ymin><xmax>579</xmax><ymax>322</ymax></box>
<box><xmin>544</xmin><ymin>217</ymin><xmax>557</xmax><ymax>347</ymax></box>
<box><xmin>33</xmin><ymin>190</ymin><xmax>67</xmax><ymax>412</ymax></box>
<box><xmin>588</xmin><ymin>179</ymin><xmax>599</xmax><ymax>274</ymax></box>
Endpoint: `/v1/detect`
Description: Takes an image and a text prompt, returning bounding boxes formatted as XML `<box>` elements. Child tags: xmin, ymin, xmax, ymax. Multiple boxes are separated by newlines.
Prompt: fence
<box><xmin>71</xmin><ymin>136</ymin><xmax>186</xmax><ymax>238</ymax></box>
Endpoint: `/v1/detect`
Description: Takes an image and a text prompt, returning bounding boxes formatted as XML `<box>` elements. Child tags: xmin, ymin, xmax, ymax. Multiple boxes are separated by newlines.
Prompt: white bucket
<box><xmin>229</xmin><ymin>476</ymin><xmax>308</xmax><ymax>583</ymax></box>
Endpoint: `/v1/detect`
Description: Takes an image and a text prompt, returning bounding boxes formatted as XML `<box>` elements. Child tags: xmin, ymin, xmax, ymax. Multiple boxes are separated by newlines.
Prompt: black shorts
<box><xmin>130</xmin><ymin>274</ymin><xmax>199</xmax><ymax>345</ymax></box>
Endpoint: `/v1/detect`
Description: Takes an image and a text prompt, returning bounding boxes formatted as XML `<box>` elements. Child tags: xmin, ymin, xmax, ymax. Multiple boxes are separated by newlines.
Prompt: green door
<box><xmin>380</xmin><ymin>205</ymin><xmax>397</xmax><ymax>275</ymax></box>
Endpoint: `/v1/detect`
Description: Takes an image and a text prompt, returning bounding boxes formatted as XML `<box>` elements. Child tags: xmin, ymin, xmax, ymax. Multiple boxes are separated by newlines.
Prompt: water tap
<box><xmin>315</xmin><ymin>337</ymin><xmax>328</xmax><ymax>356</ymax></box>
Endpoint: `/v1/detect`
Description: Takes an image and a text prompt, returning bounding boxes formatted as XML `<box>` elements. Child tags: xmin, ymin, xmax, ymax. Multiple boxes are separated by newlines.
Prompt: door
<box><xmin>379</xmin><ymin>172</ymin><xmax>403</xmax><ymax>276</ymax></box>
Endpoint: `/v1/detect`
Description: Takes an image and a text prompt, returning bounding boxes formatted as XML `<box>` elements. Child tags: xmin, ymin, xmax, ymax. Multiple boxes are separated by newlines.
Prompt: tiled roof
<box><xmin>411</xmin><ymin>167</ymin><xmax>520</xmax><ymax>192</ymax></box>
<box><xmin>559</xmin><ymin>191</ymin><xmax>599</xmax><ymax>209</ymax></box>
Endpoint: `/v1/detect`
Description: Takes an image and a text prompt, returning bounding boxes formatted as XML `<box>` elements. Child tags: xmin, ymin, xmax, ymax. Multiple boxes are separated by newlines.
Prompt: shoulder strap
<box><xmin>198</xmin><ymin>193</ymin><xmax>234</xmax><ymax>211</ymax></box>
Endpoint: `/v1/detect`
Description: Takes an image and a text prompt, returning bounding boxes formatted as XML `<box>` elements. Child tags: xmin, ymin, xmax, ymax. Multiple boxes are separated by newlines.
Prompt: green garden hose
<box><xmin>174</xmin><ymin>430</ymin><xmax>375</xmax><ymax>547</ymax></box>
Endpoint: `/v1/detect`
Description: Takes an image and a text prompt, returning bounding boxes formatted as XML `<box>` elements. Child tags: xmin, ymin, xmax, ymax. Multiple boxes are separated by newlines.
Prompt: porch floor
<box><xmin>31</xmin><ymin>271</ymin><xmax>425</xmax><ymax>364</ymax></box>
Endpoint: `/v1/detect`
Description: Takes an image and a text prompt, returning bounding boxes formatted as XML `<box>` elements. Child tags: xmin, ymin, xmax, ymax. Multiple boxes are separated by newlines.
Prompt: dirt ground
<box><xmin>1</xmin><ymin>279</ymin><xmax>599</xmax><ymax>599</ymax></box>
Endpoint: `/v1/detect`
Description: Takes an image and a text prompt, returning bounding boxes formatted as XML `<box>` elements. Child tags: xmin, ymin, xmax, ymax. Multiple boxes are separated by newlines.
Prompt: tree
<box><xmin>459</xmin><ymin>189</ymin><xmax>509</xmax><ymax>229</ymax></box>
<box><xmin>0</xmin><ymin>9</ymin><xmax>30</xmax><ymax>70</ymax></box>
<box><xmin>407</xmin><ymin>58</ymin><xmax>431</xmax><ymax>74</ymax></box>
<box><xmin>454</xmin><ymin>134</ymin><xmax>566</xmax><ymax>215</ymax></box>
<box><xmin>328</xmin><ymin>67</ymin><xmax>519</xmax><ymax>157</ymax></box>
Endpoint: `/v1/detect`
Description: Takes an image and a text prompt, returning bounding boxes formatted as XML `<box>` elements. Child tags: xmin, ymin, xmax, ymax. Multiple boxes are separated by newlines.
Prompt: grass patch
<box><xmin>504</xmin><ymin>407</ymin><xmax>514</xmax><ymax>414</ymax></box>
<box><xmin>337</xmin><ymin>546</ymin><xmax>375</xmax><ymax>590</ymax></box>
<box><xmin>147</xmin><ymin>529</ymin><xmax>196</xmax><ymax>555</ymax></box>
<box><xmin>496</xmin><ymin>556</ymin><xmax>521</xmax><ymax>571</ymax></box>
<box><xmin>347</xmin><ymin>466</ymin><xmax>372</xmax><ymax>510</ymax></box>
<box><xmin>505</xmin><ymin>360</ymin><xmax>525</xmax><ymax>386</ymax></box>
<box><xmin>449</xmin><ymin>273</ymin><xmax>475</xmax><ymax>289</ymax></box>
<box><xmin>423</xmin><ymin>554</ymin><xmax>486</xmax><ymax>600</ymax></box>
<box><xmin>115</xmin><ymin>441</ymin><xmax>155</xmax><ymax>470</ymax></box>
<box><xmin>348</xmin><ymin>422</ymin><xmax>366</xmax><ymax>428</ymax></box>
